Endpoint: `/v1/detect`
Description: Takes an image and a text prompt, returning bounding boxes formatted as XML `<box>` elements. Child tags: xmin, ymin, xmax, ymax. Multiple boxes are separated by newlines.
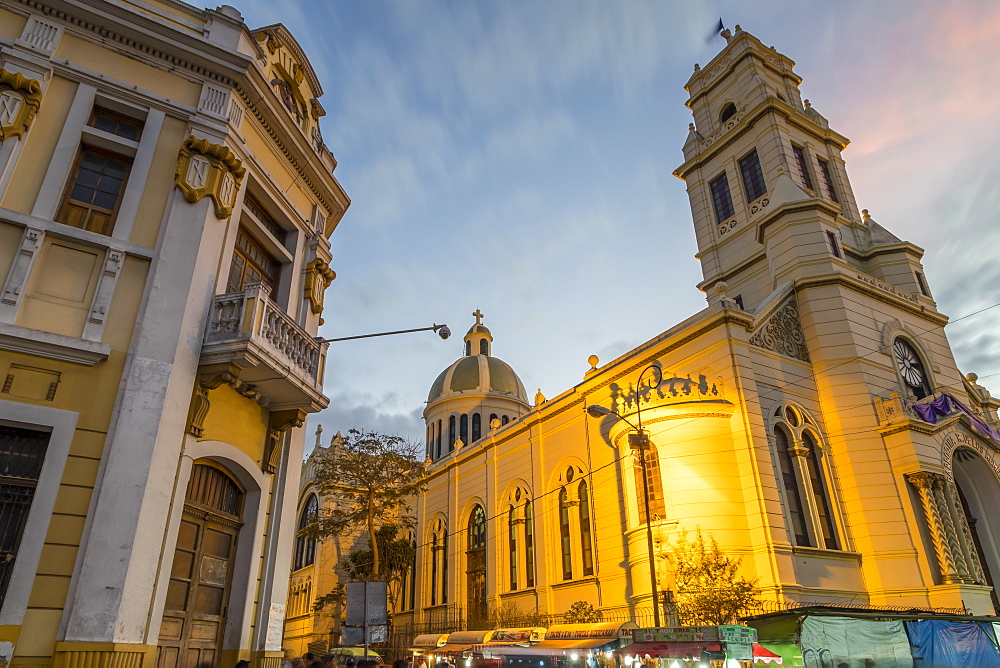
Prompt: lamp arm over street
<box><xmin>318</xmin><ymin>323</ymin><xmax>450</xmax><ymax>343</ymax></box>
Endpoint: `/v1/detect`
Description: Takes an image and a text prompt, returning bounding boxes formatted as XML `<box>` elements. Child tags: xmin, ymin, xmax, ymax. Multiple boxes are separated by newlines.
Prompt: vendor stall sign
<box><xmin>635</xmin><ymin>627</ymin><xmax>718</xmax><ymax>642</ymax></box>
<box><xmin>545</xmin><ymin>623</ymin><xmax>635</xmax><ymax>641</ymax></box>
<box><xmin>488</xmin><ymin>628</ymin><xmax>545</xmax><ymax>644</ymax></box>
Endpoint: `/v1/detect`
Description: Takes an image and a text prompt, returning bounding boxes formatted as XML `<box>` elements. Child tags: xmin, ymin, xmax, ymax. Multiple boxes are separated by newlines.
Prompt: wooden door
<box><xmin>157</xmin><ymin>464</ymin><xmax>243</xmax><ymax>668</ymax></box>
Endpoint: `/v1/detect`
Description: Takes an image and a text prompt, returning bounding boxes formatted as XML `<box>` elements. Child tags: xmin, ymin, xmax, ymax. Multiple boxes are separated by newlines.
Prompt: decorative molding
<box><xmin>175</xmin><ymin>135</ymin><xmax>246</xmax><ymax>218</ymax></box>
<box><xmin>303</xmin><ymin>258</ymin><xmax>335</xmax><ymax>315</ymax></box>
<box><xmin>81</xmin><ymin>248</ymin><xmax>125</xmax><ymax>342</ymax></box>
<box><xmin>0</xmin><ymin>322</ymin><xmax>110</xmax><ymax>366</ymax></box>
<box><xmin>17</xmin><ymin>15</ymin><xmax>63</xmax><ymax>54</ymax></box>
<box><xmin>0</xmin><ymin>226</ymin><xmax>43</xmax><ymax>318</ymax></box>
<box><xmin>197</xmin><ymin>83</ymin><xmax>230</xmax><ymax>118</ymax></box>
<box><xmin>51</xmin><ymin>644</ymin><xmax>151</xmax><ymax>668</ymax></box>
<box><xmin>264</xmin><ymin>409</ymin><xmax>305</xmax><ymax>474</ymax></box>
<box><xmin>0</xmin><ymin>68</ymin><xmax>43</xmax><ymax>140</ymax></box>
<box><xmin>748</xmin><ymin>296</ymin><xmax>810</xmax><ymax>362</ymax></box>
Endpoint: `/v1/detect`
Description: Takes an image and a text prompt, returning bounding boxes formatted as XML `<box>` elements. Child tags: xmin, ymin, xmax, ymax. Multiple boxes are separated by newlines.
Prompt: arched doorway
<box><xmin>157</xmin><ymin>462</ymin><xmax>245</xmax><ymax>667</ymax></box>
<box><xmin>952</xmin><ymin>447</ymin><xmax>1000</xmax><ymax>611</ymax></box>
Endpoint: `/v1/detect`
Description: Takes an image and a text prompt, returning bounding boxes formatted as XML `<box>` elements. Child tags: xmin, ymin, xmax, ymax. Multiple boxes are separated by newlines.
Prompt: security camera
<box><xmin>437</xmin><ymin>325</ymin><xmax>451</xmax><ymax>340</ymax></box>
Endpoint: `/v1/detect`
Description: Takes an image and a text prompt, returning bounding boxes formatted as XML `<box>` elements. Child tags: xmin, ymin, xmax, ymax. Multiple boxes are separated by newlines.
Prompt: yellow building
<box><xmin>0</xmin><ymin>1</ymin><xmax>347</xmax><ymax>666</ymax></box>
<box><xmin>401</xmin><ymin>25</ymin><xmax>1000</xmax><ymax>634</ymax></box>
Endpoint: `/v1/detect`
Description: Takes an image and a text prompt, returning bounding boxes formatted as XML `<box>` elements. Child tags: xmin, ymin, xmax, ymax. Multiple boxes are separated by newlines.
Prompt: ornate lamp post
<box><xmin>586</xmin><ymin>363</ymin><xmax>664</xmax><ymax>627</ymax></box>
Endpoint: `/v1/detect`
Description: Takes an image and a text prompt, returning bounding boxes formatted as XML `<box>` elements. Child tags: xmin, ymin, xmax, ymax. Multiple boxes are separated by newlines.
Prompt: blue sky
<box><xmin>213</xmin><ymin>1</ymin><xmax>1000</xmax><ymax>448</ymax></box>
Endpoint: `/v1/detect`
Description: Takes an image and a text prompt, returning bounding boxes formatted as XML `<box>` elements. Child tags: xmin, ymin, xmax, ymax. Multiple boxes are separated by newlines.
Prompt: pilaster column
<box><xmin>932</xmin><ymin>481</ymin><xmax>973</xmax><ymax>583</ymax></box>
<box><xmin>906</xmin><ymin>472</ymin><xmax>964</xmax><ymax>584</ymax></box>
<box><xmin>945</xmin><ymin>480</ymin><xmax>987</xmax><ymax>585</ymax></box>
<box><xmin>788</xmin><ymin>441</ymin><xmax>823</xmax><ymax>548</ymax></box>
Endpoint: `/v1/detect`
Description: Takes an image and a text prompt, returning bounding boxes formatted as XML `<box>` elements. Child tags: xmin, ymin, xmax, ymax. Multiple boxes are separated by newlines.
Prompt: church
<box><xmin>391</xmin><ymin>25</ymin><xmax>1000</xmax><ymax>635</ymax></box>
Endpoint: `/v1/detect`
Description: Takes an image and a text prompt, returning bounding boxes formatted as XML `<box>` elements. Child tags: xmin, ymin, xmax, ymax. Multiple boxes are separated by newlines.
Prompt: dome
<box><xmin>427</xmin><ymin>355</ymin><xmax>528</xmax><ymax>403</ymax></box>
<box><xmin>426</xmin><ymin>311</ymin><xmax>528</xmax><ymax>405</ymax></box>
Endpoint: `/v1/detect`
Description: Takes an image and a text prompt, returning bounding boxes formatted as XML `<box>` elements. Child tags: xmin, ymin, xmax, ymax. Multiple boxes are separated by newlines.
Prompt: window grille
<box><xmin>0</xmin><ymin>425</ymin><xmax>50</xmax><ymax>606</ymax></box>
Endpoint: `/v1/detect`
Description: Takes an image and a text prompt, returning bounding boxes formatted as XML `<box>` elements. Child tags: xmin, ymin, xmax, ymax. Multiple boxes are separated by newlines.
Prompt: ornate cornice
<box><xmin>11</xmin><ymin>0</ymin><xmax>249</xmax><ymax>85</ymax></box>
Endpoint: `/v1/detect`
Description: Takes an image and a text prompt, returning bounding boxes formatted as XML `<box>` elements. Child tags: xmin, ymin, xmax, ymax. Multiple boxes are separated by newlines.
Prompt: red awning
<box><xmin>616</xmin><ymin>642</ymin><xmax>720</xmax><ymax>658</ymax></box>
<box><xmin>752</xmin><ymin>644</ymin><xmax>783</xmax><ymax>664</ymax></box>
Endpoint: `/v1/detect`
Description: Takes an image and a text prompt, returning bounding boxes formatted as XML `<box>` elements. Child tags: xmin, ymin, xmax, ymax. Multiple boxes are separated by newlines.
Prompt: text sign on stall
<box><xmin>345</xmin><ymin>581</ymin><xmax>387</xmax><ymax>626</ymax></box>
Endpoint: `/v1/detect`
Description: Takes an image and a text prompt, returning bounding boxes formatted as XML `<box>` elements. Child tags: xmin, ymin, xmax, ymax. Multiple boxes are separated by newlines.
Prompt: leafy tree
<box><xmin>341</xmin><ymin>524</ymin><xmax>416</xmax><ymax>607</ymax></box>
<box><xmin>563</xmin><ymin>600</ymin><xmax>600</xmax><ymax>624</ymax></box>
<box><xmin>309</xmin><ymin>429</ymin><xmax>427</xmax><ymax>579</ymax></box>
<box><xmin>665</xmin><ymin>529</ymin><xmax>761</xmax><ymax>625</ymax></box>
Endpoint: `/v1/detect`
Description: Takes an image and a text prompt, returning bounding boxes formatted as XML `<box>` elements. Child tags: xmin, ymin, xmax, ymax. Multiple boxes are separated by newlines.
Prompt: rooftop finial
<box><xmin>473</xmin><ymin>308</ymin><xmax>484</xmax><ymax>325</ymax></box>
<box><xmin>314</xmin><ymin>424</ymin><xmax>323</xmax><ymax>448</ymax></box>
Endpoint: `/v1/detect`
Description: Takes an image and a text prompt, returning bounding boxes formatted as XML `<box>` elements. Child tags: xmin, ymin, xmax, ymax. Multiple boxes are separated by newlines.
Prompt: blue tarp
<box><xmin>906</xmin><ymin>620</ymin><xmax>1000</xmax><ymax>668</ymax></box>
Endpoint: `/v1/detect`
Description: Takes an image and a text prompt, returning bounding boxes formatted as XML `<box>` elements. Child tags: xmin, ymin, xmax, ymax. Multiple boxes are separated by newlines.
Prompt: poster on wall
<box><xmin>265</xmin><ymin>603</ymin><xmax>286</xmax><ymax>651</ymax></box>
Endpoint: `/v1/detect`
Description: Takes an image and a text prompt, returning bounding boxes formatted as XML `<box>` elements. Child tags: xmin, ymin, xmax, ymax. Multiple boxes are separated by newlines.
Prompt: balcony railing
<box><xmin>201</xmin><ymin>282</ymin><xmax>329</xmax><ymax>412</ymax></box>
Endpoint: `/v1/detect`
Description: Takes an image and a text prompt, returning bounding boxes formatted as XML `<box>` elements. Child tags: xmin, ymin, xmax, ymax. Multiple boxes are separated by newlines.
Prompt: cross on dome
<box><xmin>473</xmin><ymin>308</ymin><xmax>484</xmax><ymax>325</ymax></box>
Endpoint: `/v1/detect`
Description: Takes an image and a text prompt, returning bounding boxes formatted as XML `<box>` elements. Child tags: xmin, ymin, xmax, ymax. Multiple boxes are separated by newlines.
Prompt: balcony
<box><xmin>199</xmin><ymin>282</ymin><xmax>329</xmax><ymax>412</ymax></box>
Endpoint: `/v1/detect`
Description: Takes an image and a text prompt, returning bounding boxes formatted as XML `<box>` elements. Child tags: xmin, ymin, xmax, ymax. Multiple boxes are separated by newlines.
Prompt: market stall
<box><xmin>493</xmin><ymin>622</ymin><xmax>636</xmax><ymax>668</ymax></box>
<box><xmin>617</xmin><ymin>626</ymin><xmax>782</xmax><ymax>666</ymax></box>
<box><xmin>410</xmin><ymin>633</ymin><xmax>449</xmax><ymax>663</ymax></box>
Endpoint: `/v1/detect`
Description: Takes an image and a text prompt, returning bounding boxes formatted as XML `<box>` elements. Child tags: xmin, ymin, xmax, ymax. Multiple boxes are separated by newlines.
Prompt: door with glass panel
<box><xmin>157</xmin><ymin>463</ymin><xmax>243</xmax><ymax>667</ymax></box>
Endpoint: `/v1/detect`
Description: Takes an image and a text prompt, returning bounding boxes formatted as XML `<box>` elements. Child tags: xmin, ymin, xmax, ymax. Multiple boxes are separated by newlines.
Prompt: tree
<box><xmin>309</xmin><ymin>429</ymin><xmax>427</xmax><ymax>580</ymax></box>
<box><xmin>665</xmin><ymin>529</ymin><xmax>761</xmax><ymax>625</ymax></box>
<box><xmin>341</xmin><ymin>524</ymin><xmax>416</xmax><ymax>607</ymax></box>
<box><xmin>487</xmin><ymin>601</ymin><xmax>547</xmax><ymax>628</ymax></box>
<box><xmin>563</xmin><ymin>600</ymin><xmax>600</xmax><ymax>624</ymax></box>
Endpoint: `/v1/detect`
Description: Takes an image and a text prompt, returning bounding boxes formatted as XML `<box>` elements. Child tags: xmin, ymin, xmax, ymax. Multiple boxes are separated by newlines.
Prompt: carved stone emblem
<box><xmin>303</xmin><ymin>258</ymin><xmax>336</xmax><ymax>315</ymax></box>
<box><xmin>748</xmin><ymin>296</ymin><xmax>811</xmax><ymax>362</ymax></box>
<box><xmin>175</xmin><ymin>136</ymin><xmax>246</xmax><ymax>218</ymax></box>
<box><xmin>0</xmin><ymin>68</ymin><xmax>43</xmax><ymax>140</ymax></box>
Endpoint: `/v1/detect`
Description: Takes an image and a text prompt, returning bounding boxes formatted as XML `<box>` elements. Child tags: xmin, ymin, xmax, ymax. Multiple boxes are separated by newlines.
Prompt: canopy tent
<box><xmin>488</xmin><ymin>622</ymin><xmax>636</xmax><ymax>657</ymax></box>
<box><xmin>425</xmin><ymin>631</ymin><xmax>494</xmax><ymax>656</ymax></box>
<box><xmin>409</xmin><ymin>634</ymin><xmax>449</xmax><ymax>653</ymax></box>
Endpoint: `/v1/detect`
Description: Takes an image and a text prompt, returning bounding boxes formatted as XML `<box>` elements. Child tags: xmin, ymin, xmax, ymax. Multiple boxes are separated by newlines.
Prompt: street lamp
<box><xmin>586</xmin><ymin>363</ymin><xmax>663</xmax><ymax>627</ymax></box>
<box><xmin>318</xmin><ymin>323</ymin><xmax>451</xmax><ymax>343</ymax></box>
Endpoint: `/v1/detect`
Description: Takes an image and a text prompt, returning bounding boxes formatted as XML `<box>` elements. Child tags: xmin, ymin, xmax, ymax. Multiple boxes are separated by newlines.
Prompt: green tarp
<box><xmin>799</xmin><ymin>616</ymin><xmax>913</xmax><ymax>667</ymax></box>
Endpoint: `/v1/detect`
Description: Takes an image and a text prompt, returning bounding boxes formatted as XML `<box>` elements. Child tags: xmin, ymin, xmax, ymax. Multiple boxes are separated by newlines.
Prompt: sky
<box><xmin>210</xmin><ymin>0</ymin><xmax>1000</xmax><ymax>449</ymax></box>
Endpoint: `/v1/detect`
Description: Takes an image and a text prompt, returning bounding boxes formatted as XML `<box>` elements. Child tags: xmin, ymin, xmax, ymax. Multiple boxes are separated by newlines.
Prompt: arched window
<box><xmin>804</xmin><ymin>432</ymin><xmax>838</xmax><ymax>549</ymax></box>
<box><xmin>524</xmin><ymin>500</ymin><xmax>535</xmax><ymax>587</ymax></box>
<box><xmin>467</xmin><ymin>506</ymin><xmax>487</xmax><ymax>623</ymax></box>
<box><xmin>634</xmin><ymin>442</ymin><xmax>665</xmax><ymax>524</ymax></box>
<box><xmin>501</xmin><ymin>415</ymin><xmax>509</xmax><ymax>426</ymax></box>
<box><xmin>775</xmin><ymin>427</ymin><xmax>810</xmax><ymax>546</ymax></box>
<box><xmin>508</xmin><ymin>505</ymin><xmax>518</xmax><ymax>590</ymax></box>
<box><xmin>460</xmin><ymin>414</ymin><xmax>469</xmax><ymax>445</ymax></box>
<box><xmin>720</xmin><ymin>102</ymin><xmax>737</xmax><ymax>122</ymax></box>
<box><xmin>448</xmin><ymin>415</ymin><xmax>456</xmax><ymax>450</ymax></box>
<box><xmin>472</xmin><ymin>413</ymin><xmax>481</xmax><ymax>442</ymax></box>
<box><xmin>465</xmin><ymin>340</ymin><xmax>471</xmax><ymax>356</ymax></box>
<box><xmin>408</xmin><ymin>535</ymin><xmax>417</xmax><ymax>610</ymax></box>
<box><xmin>771</xmin><ymin>403</ymin><xmax>842</xmax><ymax>550</ymax></box>
<box><xmin>559</xmin><ymin>487</ymin><xmax>572</xmax><ymax>580</ymax></box>
<box><xmin>490</xmin><ymin>413</ymin><xmax>498</xmax><ymax>426</ymax></box>
<box><xmin>430</xmin><ymin>520</ymin><xmax>448</xmax><ymax>605</ymax></box>
<box><xmin>893</xmin><ymin>338</ymin><xmax>932</xmax><ymax>399</ymax></box>
<box><xmin>294</xmin><ymin>494</ymin><xmax>319</xmax><ymax>570</ymax></box>
<box><xmin>480</xmin><ymin>339</ymin><xmax>489</xmax><ymax>355</ymax></box>
<box><xmin>579</xmin><ymin>480</ymin><xmax>594</xmax><ymax>576</ymax></box>
<box><xmin>436</xmin><ymin>419</ymin><xmax>442</xmax><ymax>458</ymax></box>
